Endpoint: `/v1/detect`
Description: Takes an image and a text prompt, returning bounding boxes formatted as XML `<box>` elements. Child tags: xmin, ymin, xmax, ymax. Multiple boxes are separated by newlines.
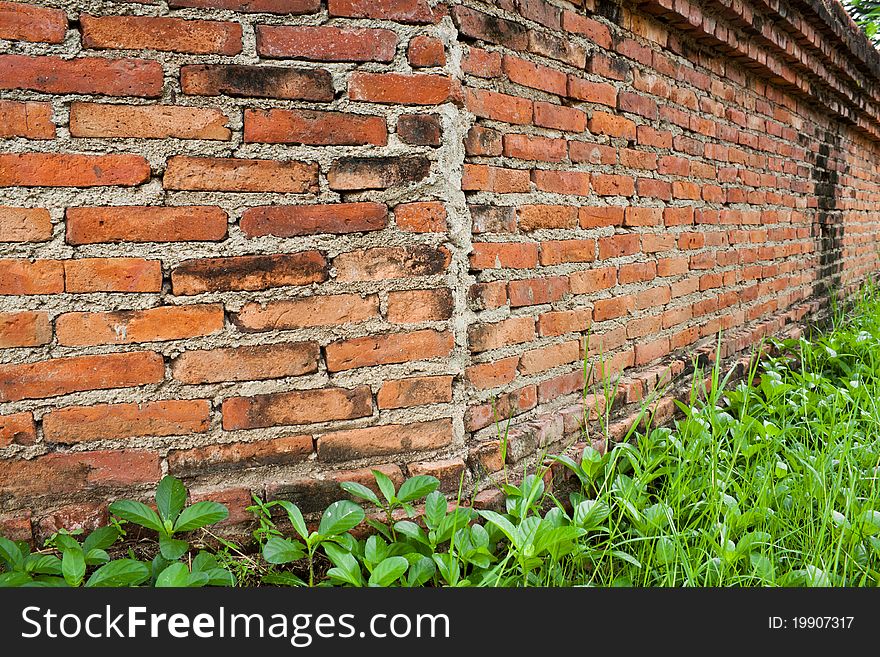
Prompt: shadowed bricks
<box><xmin>1</xmin><ymin>0</ymin><xmax>880</xmax><ymax>539</ymax></box>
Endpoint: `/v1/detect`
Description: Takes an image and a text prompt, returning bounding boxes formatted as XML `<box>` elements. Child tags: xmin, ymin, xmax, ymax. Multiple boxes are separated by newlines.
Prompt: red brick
<box><xmin>538</xmin><ymin>308</ymin><xmax>592</xmax><ymax>336</ymax></box>
<box><xmin>592</xmin><ymin>173</ymin><xmax>635</xmax><ymax>196</ymax></box>
<box><xmin>465</xmin><ymin>88</ymin><xmax>532</xmax><ymax>125</ymax></box>
<box><xmin>463</xmin><ymin>165</ymin><xmax>531</xmax><ymax>193</ymax></box>
<box><xmin>171</xmin><ymin>252</ymin><xmax>327</xmax><ymax>295</ymax></box>
<box><xmin>318</xmin><ymin>418</ymin><xmax>452</xmax><ymax>461</ymax></box>
<box><xmin>173</xmin><ymin>342</ymin><xmax>319</xmax><ymax>384</ymax></box>
<box><xmin>519</xmin><ymin>340</ymin><xmax>580</xmax><ymax>375</ymax></box>
<box><xmin>0</xmin><ymin>2</ymin><xmax>66</xmax><ymax>43</ymax></box>
<box><xmin>518</xmin><ymin>204</ymin><xmax>578</xmax><ymax>230</ymax></box>
<box><xmin>567</xmin><ymin>76</ymin><xmax>617</xmax><ymax>106</ymax></box>
<box><xmin>469</xmin><ymin>281</ymin><xmax>507</xmax><ymax>310</ymax></box>
<box><xmin>562</xmin><ymin>10</ymin><xmax>611</xmax><ymax>47</ymax></box>
<box><xmin>504</xmin><ymin>134</ymin><xmax>567</xmax><ymax>162</ymax></box>
<box><xmin>395</xmin><ymin>201</ymin><xmax>447</xmax><ymax>232</ymax></box>
<box><xmin>468</xmin><ymin>317</ymin><xmax>535</xmax><ymax>353</ymax></box>
<box><xmin>377</xmin><ymin>375</ymin><xmax>453</xmax><ymax>409</ymax></box>
<box><xmin>70</xmin><ymin>103</ymin><xmax>231</xmax><ymax>140</ymax></box>
<box><xmin>64</xmin><ymin>258</ymin><xmax>162</xmax><ymax>293</ymax></box>
<box><xmin>397</xmin><ymin>114</ymin><xmax>442</xmax><ymax>146</ymax></box>
<box><xmin>181</xmin><ymin>64</ymin><xmax>333</xmax><ymax>101</ymax></box>
<box><xmin>56</xmin><ymin>304</ymin><xmax>224</xmax><ymax>347</ymax></box>
<box><xmin>407</xmin><ymin>458</ymin><xmax>466</xmax><ymax>490</ymax></box>
<box><xmin>0</xmin><ymin>311</ymin><xmax>51</xmax><ymax>348</ymax></box>
<box><xmin>169</xmin><ymin>0</ymin><xmax>319</xmax><ymax>13</ymax></box>
<box><xmin>164</xmin><ymin>156</ymin><xmax>318</xmax><ymax>193</ymax></box>
<box><xmin>579</xmin><ymin>205</ymin><xmax>624</xmax><ymax>228</ymax></box>
<box><xmin>169</xmin><ymin>435</ymin><xmax>315</xmax><ymax>477</ymax></box>
<box><xmin>569</xmin><ymin>141</ymin><xmax>616</xmax><ymax>165</ymax></box>
<box><xmin>408</xmin><ymin>35</ymin><xmax>446</xmax><ymax>67</ymax></box>
<box><xmin>81</xmin><ymin>15</ymin><xmax>241</xmax><ymax>55</ymax></box>
<box><xmin>508</xmin><ymin>276</ymin><xmax>569</xmax><ymax>307</ymax></box>
<box><xmin>244</xmin><ymin>108</ymin><xmax>385</xmax><ymax>146</ymax></box>
<box><xmin>329</xmin><ymin>0</ymin><xmax>434</xmax><ymax>23</ymax></box>
<box><xmin>569</xmin><ymin>266</ymin><xmax>616</xmax><ymax>293</ymax></box>
<box><xmin>452</xmin><ymin>6</ymin><xmax>527</xmax><ymax>49</ymax></box>
<box><xmin>618</xmin><ymin>91</ymin><xmax>658</xmax><ymax>119</ymax></box>
<box><xmin>593</xmin><ymin>295</ymin><xmax>633</xmax><ymax>321</ymax></box>
<box><xmin>589</xmin><ymin>111</ymin><xmax>636</xmax><ymax>138</ymax></box>
<box><xmin>528</xmin><ymin>30</ymin><xmax>586</xmax><ymax>67</ymax></box>
<box><xmin>328</xmin><ymin>156</ymin><xmax>431</xmax><ymax>190</ymax></box>
<box><xmin>634</xmin><ymin>337</ymin><xmax>670</xmax><ymax>365</ymax></box>
<box><xmin>0</xmin><ymin>207</ymin><xmax>52</xmax><ymax>242</ymax></box>
<box><xmin>470</xmin><ymin>205</ymin><xmax>515</xmax><ymax>233</ymax></box>
<box><xmin>0</xmin><ymin>153</ymin><xmax>149</xmax><ymax>188</ymax></box>
<box><xmin>256</xmin><ymin>25</ymin><xmax>397</xmax><ymax>62</ymax></box>
<box><xmin>0</xmin><ymin>412</ymin><xmax>36</xmax><ymax>447</ymax></box>
<box><xmin>532</xmin><ymin>170</ymin><xmax>590</xmax><ymax>196</ymax></box>
<box><xmin>619</xmin><ymin>261</ymin><xmax>657</xmax><ymax>284</ymax></box>
<box><xmin>534</xmin><ymin>101</ymin><xmax>587</xmax><ymax>132</ymax></box>
<box><xmin>0</xmin><ymin>100</ymin><xmax>54</xmax><ymax>139</ymax></box>
<box><xmin>461</xmin><ymin>47</ymin><xmax>502</xmax><ymax>77</ymax></box>
<box><xmin>466</xmin><ymin>356</ymin><xmax>519</xmax><ymax>390</ymax></box>
<box><xmin>326</xmin><ymin>329</ymin><xmax>454</xmax><ymax>371</ymax></box>
<box><xmin>234</xmin><ymin>294</ymin><xmax>379</xmax><ymax>331</ymax></box>
<box><xmin>637</xmin><ymin>177</ymin><xmax>672</xmax><ymax>200</ymax></box>
<box><xmin>42</xmin><ymin>400</ymin><xmax>211</xmax><ymax>444</ymax></box>
<box><xmin>502</xmin><ymin>54</ymin><xmax>566</xmax><ymax>95</ymax></box>
<box><xmin>0</xmin><ymin>451</ymin><xmax>160</xmax><ymax>497</ymax></box>
<box><xmin>625</xmin><ymin>207</ymin><xmax>662</xmax><ymax>227</ymax></box>
<box><xmin>0</xmin><ymin>351</ymin><xmax>164</xmax><ymax>402</ymax></box>
<box><xmin>333</xmin><ymin>245</ymin><xmax>450</xmax><ymax>281</ymax></box>
<box><xmin>387</xmin><ymin>288</ymin><xmax>453</xmax><ymax>323</ymax></box>
<box><xmin>242</xmin><ymin>202</ymin><xmax>387</xmax><ymax>237</ymax></box>
<box><xmin>0</xmin><ymin>55</ymin><xmax>162</xmax><ymax>97</ymax></box>
<box><xmin>538</xmin><ymin>371</ymin><xmax>583</xmax><ymax>403</ymax></box>
<box><xmin>349</xmin><ymin>73</ymin><xmax>458</xmax><ymax>105</ymax></box>
<box><xmin>66</xmin><ymin>206</ymin><xmax>227</xmax><ymax>244</ymax></box>
<box><xmin>465</xmin><ymin>385</ymin><xmax>536</xmax><ymax>431</ymax></box>
<box><xmin>598</xmin><ymin>233</ymin><xmax>640</xmax><ymax>259</ymax></box>
<box><xmin>0</xmin><ymin>259</ymin><xmax>63</xmax><ymax>295</ymax></box>
<box><xmin>470</xmin><ymin>242</ymin><xmax>539</xmax><ymax>269</ymax></box>
<box><xmin>222</xmin><ymin>386</ymin><xmax>373</xmax><ymax>431</ymax></box>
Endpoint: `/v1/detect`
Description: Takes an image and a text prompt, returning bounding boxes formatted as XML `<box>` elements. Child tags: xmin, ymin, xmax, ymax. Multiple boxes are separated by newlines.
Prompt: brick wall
<box><xmin>2</xmin><ymin>0</ymin><xmax>880</xmax><ymax>541</ymax></box>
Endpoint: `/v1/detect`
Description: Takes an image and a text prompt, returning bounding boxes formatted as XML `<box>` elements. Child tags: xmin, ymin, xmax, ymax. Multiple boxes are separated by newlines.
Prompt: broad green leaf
<box><xmin>173</xmin><ymin>501</ymin><xmax>229</xmax><ymax>533</ymax></box>
<box><xmin>262</xmin><ymin>572</ymin><xmax>307</xmax><ymax>587</ymax></box>
<box><xmin>340</xmin><ymin>482</ymin><xmax>380</xmax><ymax>507</ymax></box>
<box><xmin>318</xmin><ymin>500</ymin><xmax>365</xmax><ymax>537</ymax></box>
<box><xmin>82</xmin><ymin>526</ymin><xmax>119</xmax><ymax>552</ymax></box>
<box><xmin>424</xmin><ymin>491</ymin><xmax>447</xmax><ymax>529</ymax></box>
<box><xmin>84</xmin><ymin>549</ymin><xmax>110</xmax><ymax>566</ymax></box>
<box><xmin>155</xmin><ymin>476</ymin><xmax>188</xmax><ymax>525</ymax></box>
<box><xmin>25</xmin><ymin>554</ymin><xmax>62</xmax><ymax>575</ymax></box>
<box><xmin>155</xmin><ymin>562</ymin><xmax>208</xmax><ymax>588</ymax></box>
<box><xmin>372</xmin><ymin>470</ymin><xmax>397</xmax><ymax>504</ymax></box>
<box><xmin>0</xmin><ymin>537</ymin><xmax>24</xmax><ymax>570</ymax></box>
<box><xmin>323</xmin><ymin>543</ymin><xmax>363</xmax><ymax>587</ymax></box>
<box><xmin>262</xmin><ymin>537</ymin><xmax>306</xmax><ymax>565</ymax></box>
<box><xmin>108</xmin><ymin>500</ymin><xmax>164</xmax><ymax>533</ymax></box>
<box><xmin>478</xmin><ymin>510</ymin><xmax>517</xmax><ymax>544</ymax></box>
<box><xmin>0</xmin><ymin>572</ymin><xmax>33</xmax><ymax>587</ymax></box>
<box><xmin>368</xmin><ymin>556</ymin><xmax>408</xmax><ymax>587</ymax></box>
<box><xmin>655</xmin><ymin>536</ymin><xmax>676</xmax><ymax>564</ymax></box>
<box><xmin>432</xmin><ymin>552</ymin><xmax>460</xmax><ymax>586</ymax></box>
<box><xmin>275</xmin><ymin>501</ymin><xmax>308</xmax><ymax>541</ymax></box>
<box><xmin>406</xmin><ymin>555</ymin><xmax>436</xmax><ymax>587</ymax></box>
<box><xmin>86</xmin><ymin>559</ymin><xmax>150</xmax><ymax>588</ymax></box>
<box><xmin>393</xmin><ymin>520</ymin><xmax>427</xmax><ymax>545</ymax></box>
<box><xmin>159</xmin><ymin>535</ymin><xmax>189</xmax><ymax>561</ymax></box>
<box><xmin>364</xmin><ymin>535</ymin><xmax>388</xmax><ymax>567</ymax></box>
<box><xmin>397</xmin><ymin>476</ymin><xmax>440</xmax><ymax>503</ymax></box>
<box><xmin>61</xmin><ymin>547</ymin><xmax>85</xmax><ymax>587</ymax></box>
<box><xmin>574</xmin><ymin>500</ymin><xmax>611</xmax><ymax>529</ymax></box>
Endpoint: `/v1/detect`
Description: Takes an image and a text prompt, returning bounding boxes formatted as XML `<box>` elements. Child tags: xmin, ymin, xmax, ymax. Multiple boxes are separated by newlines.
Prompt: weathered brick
<box><xmin>465</xmin><ymin>385</ymin><xmax>537</xmax><ymax>431</ymax></box>
<box><xmin>466</xmin><ymin>356</ymin><xmax>519</xmax><ymax>390</ymax></box>
<box><xmin>387</xmin><ymin>288</ymin><xmax>453</xmax><ymax>323</ymax></box>
<box><xmin>242</xmin><ymin>202</ymin><xmax>387</xmax><ymax>237</ymax></box>
<box><xmin>568</xmin><ymin>76</ymin><xmax>617</xmax><ymax>106</ymax></box>
<box><xmin>0</xmin><ymin>351</ymin><xmax>164</xmax><ymax>402</ymax></box>
<box><xmin>540</xmin><ymin>239</ymin><xmax>596</xmax><ymax>264</ymax></box>
<box><xmin>377</xmin><ymin>375</ymin><xmax>453</xmax><ymax>409</ymax></box>
<box><xmin>164</xmin><ymin>156</ymin><xmax>318</xmax><ymax>193</ymax></box>
<box><xmin>181</xmin><ymin>65</ymin><xmax>333</xmax><ymax>100</ymax></box>
<box><xmin>538</xmin><ymin>308</ymin><xmax>592</xmax><ymax>336</ymax></box>
<box><xmin>245</xmin><ymin>108</ymin><xmax>386</xmax><ymax>145</ymax></box>
<box><xmin>333</xmin><ymin>245</ymin><xmax>450</xmax><ymax>281</ymax></box>
<box><xmin>504</xmin><ymin>134</ymin><xmax>567</xmax><ymax>162</ymax></box>
<box><xmin>470</xmin><ymin>205</ymin><xmax>515</xmax><ymax>233</ymax></box>
<box><xmin>317</xmin><ymin>419</ymin><xmax>452</xmax><ymax>461</ymax></box>
<box><xmin>461</xmin><ymin>47</ymin><xmax>502</xmax><ymax>77</ymax></box>
<box><xmin>534</xmin><ymin>101</ymin><xmax>587</xmax><ymax>132</ymax></box>
<box><xmin>222</xmin><ymin>386</ymin><xmax>373</xmax><ymax>431</ymax></box>
<box><xmin>56</xmin><ymin>304</ymin><xmax>224</xmax><ymax>347</ymax></box>
<box><xmin>256</xmin><ymin>25</ymin><xmax>397</xmax><ymax>61</ymax></box>
<box><xmin>328</xmin><ymin>156</ymin><xmax>430</xmax><ymax>190</ymax></box>
<box><xmin>0</xmin><ymin>259</ymin><xmax>64</xmax><ymax>295</ymax></box>
<box><xmin>462</xmin><ymin>164</ymin><xmax>531</xmax><ymax>193</ymax></box>
<box><xmin>329</xmin><ymin>0</ymin><xmax>433</xmax><ymax>23</ymax></box>
<box><xmin>407</xmin><ymin>457</ymin><xmax>466</xmax><ymax>490</ymax></box>
<box><xmin>569</xmin><ymin>266</ymin><xmax>616</xmax><ymax>293</ymax></box>
<box><xmin>395</xmin><ymin>201</ymin><xmax>446</xmax><ymax>232</ymax></box>
<box><xmin>518</xmin><ymin>204</ymin><xmax>578</xmax><ymax>230</ymax></box>
<box><xmin>468</xmin><ymin>281</ymin><xmax>508</xmax><ymax>309</ymax></box>
<box><xmin>0</xmin><ymin>2</ymin><xmax>66</xmax><ymax>43</ymax></box>
<box><xmin>0</xmin><ymin>412</ymin><xmax>36</xmax><ymax>447</ymax></box>
<box><xmin>408</xmin><ymin>35</ymin><xmax>446</xmax><ymax>67</ymax></box>
<box><xmin>562</xmin><ymin>10</ymin><xmax>612</xmax><ymax>47</ymax></box>
<box><xmin>598</xmin><ymin>233</ymin><xmax>640</xmax><ymax>259</ymax></box>
<box><xmin>538</xmin><ymin>370</ymin><xmax>583</xmax><ymax>403</ymax></box>
<box><xmin>0</xmin><ymin>207</ymin><xmax>52</xmax><ymax>242</ymax></box>
<box><xmin>397</xmin><ymin>114</ymin><xmax>442</xmax><ymax>146</ymax></box>
<box><xmin>518</xmin><ymin>340</ymin><xmax>580</xmax><ymax>375</ymax></box>
<box><xmin>234</xmin><ymin>294</ymin><xmax>379</xmax><ymax>331</ymax></box>
<box><xmin>267</xmin><ymin>464</ymin><xmax>403</xmax><ymax>514</ymax></box>
<box><xmin>0</xmin><ymin>55</ymin><xmax>162</xmax><ymax>97</ymax></box>
<box><xmin>349</xmin><ymin>73</ymin><xmax>458</xmax><ymax>105</ymax></box>
<box><xmin>0</xmin><ymin>154</ymin><xmax>150</xmax><ymax>188</ymax></box>
<box><xmin>0</xmin><ymin>311</ymin><xmax>51</xmax><ymax>348</ymax></box>
<box><xmin>508</xmin><ymin>276</ymin><xmax>569</xmax><ymax>307</ymax></box>
<box><xmin>169</xmin><ymin>0</ymin><xmax>319</xmax><ymax>13</ymax></box>
<box><xmin>579</xmin><ymin>205</ymin><xmax>624</xmax><ymax>228</ymax></box>
<box><xmin>70</xmin><ymin>103</ymin><xmax>231</xmax><ymax>140</ymax></box>
<box><xmin>0</xmin><ymin>100</ymin><xmax>54</xmax><ymax>139</ymax></box>
<box><xmin>172</xmin><ymin>252</ymin><xmax>328</xmax><ymax>295</ymax></box>
<box><xmin>66</xmin><ymin>206</ymin><xmax>228</xmax><ymax>244</ymax></box>
<box><xmin>42</xmin><ymin>400</ymin><xmax>211</xmax><ymax>444</ymax></box>
<box><xmin>589</xmin><ymin>111</ymin><xmax>636</xmax><ymax>138</ymax></box>
<box><xmin>464</xmin><ymin>126</ymin><xmax>502</xmax><ymax>156</ymax></box>
<box><xmin>326</xmin><ymin>329</ymin><xmax>454</xmax><ymax>371</ymax></box>
<box><xmin>470</xmin><ymin>242</ymin><xmax>538</xmax><ymax>269</ymax></box>
<box><xmin>173</xmin><ymin>342</ymin><xmax>320</xmax><ymax>384</ymax></box>
<box><xmin>465</xmin><ymin>88</ymin><xmax>532</xmax><ymax>124</ymax></box>
<box><xmin>64</xmin><ymin>258</ymin><xmax>162</xmax><ymax>293</ymax></box>
<box><xmin>532</xmin><ymin>170</ymin><xmax>590</xmax><ymax>196</ymax></box>
<box><xmin>452</xmin><ymin>6</ymin><xmax>528</xmax><ymax>49</ymax></box>
<box><xmin>502</xmin><ymin>54</ymin><xmax>566</xmax><ymax>96</ymax></box>
<box><xmin>81</xmin><ymin>15</ymin><xmax>242</xmax><ymax>55</ymax></box>
<box><xmin>169</xmin><ymin>435</ymin><xmax>314</xmax><ymax>477</ymax></box>
<box><xmin>469</xmin><ymin>317</ymin><xmax>535</xmax><ymax>353</ymax></box>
